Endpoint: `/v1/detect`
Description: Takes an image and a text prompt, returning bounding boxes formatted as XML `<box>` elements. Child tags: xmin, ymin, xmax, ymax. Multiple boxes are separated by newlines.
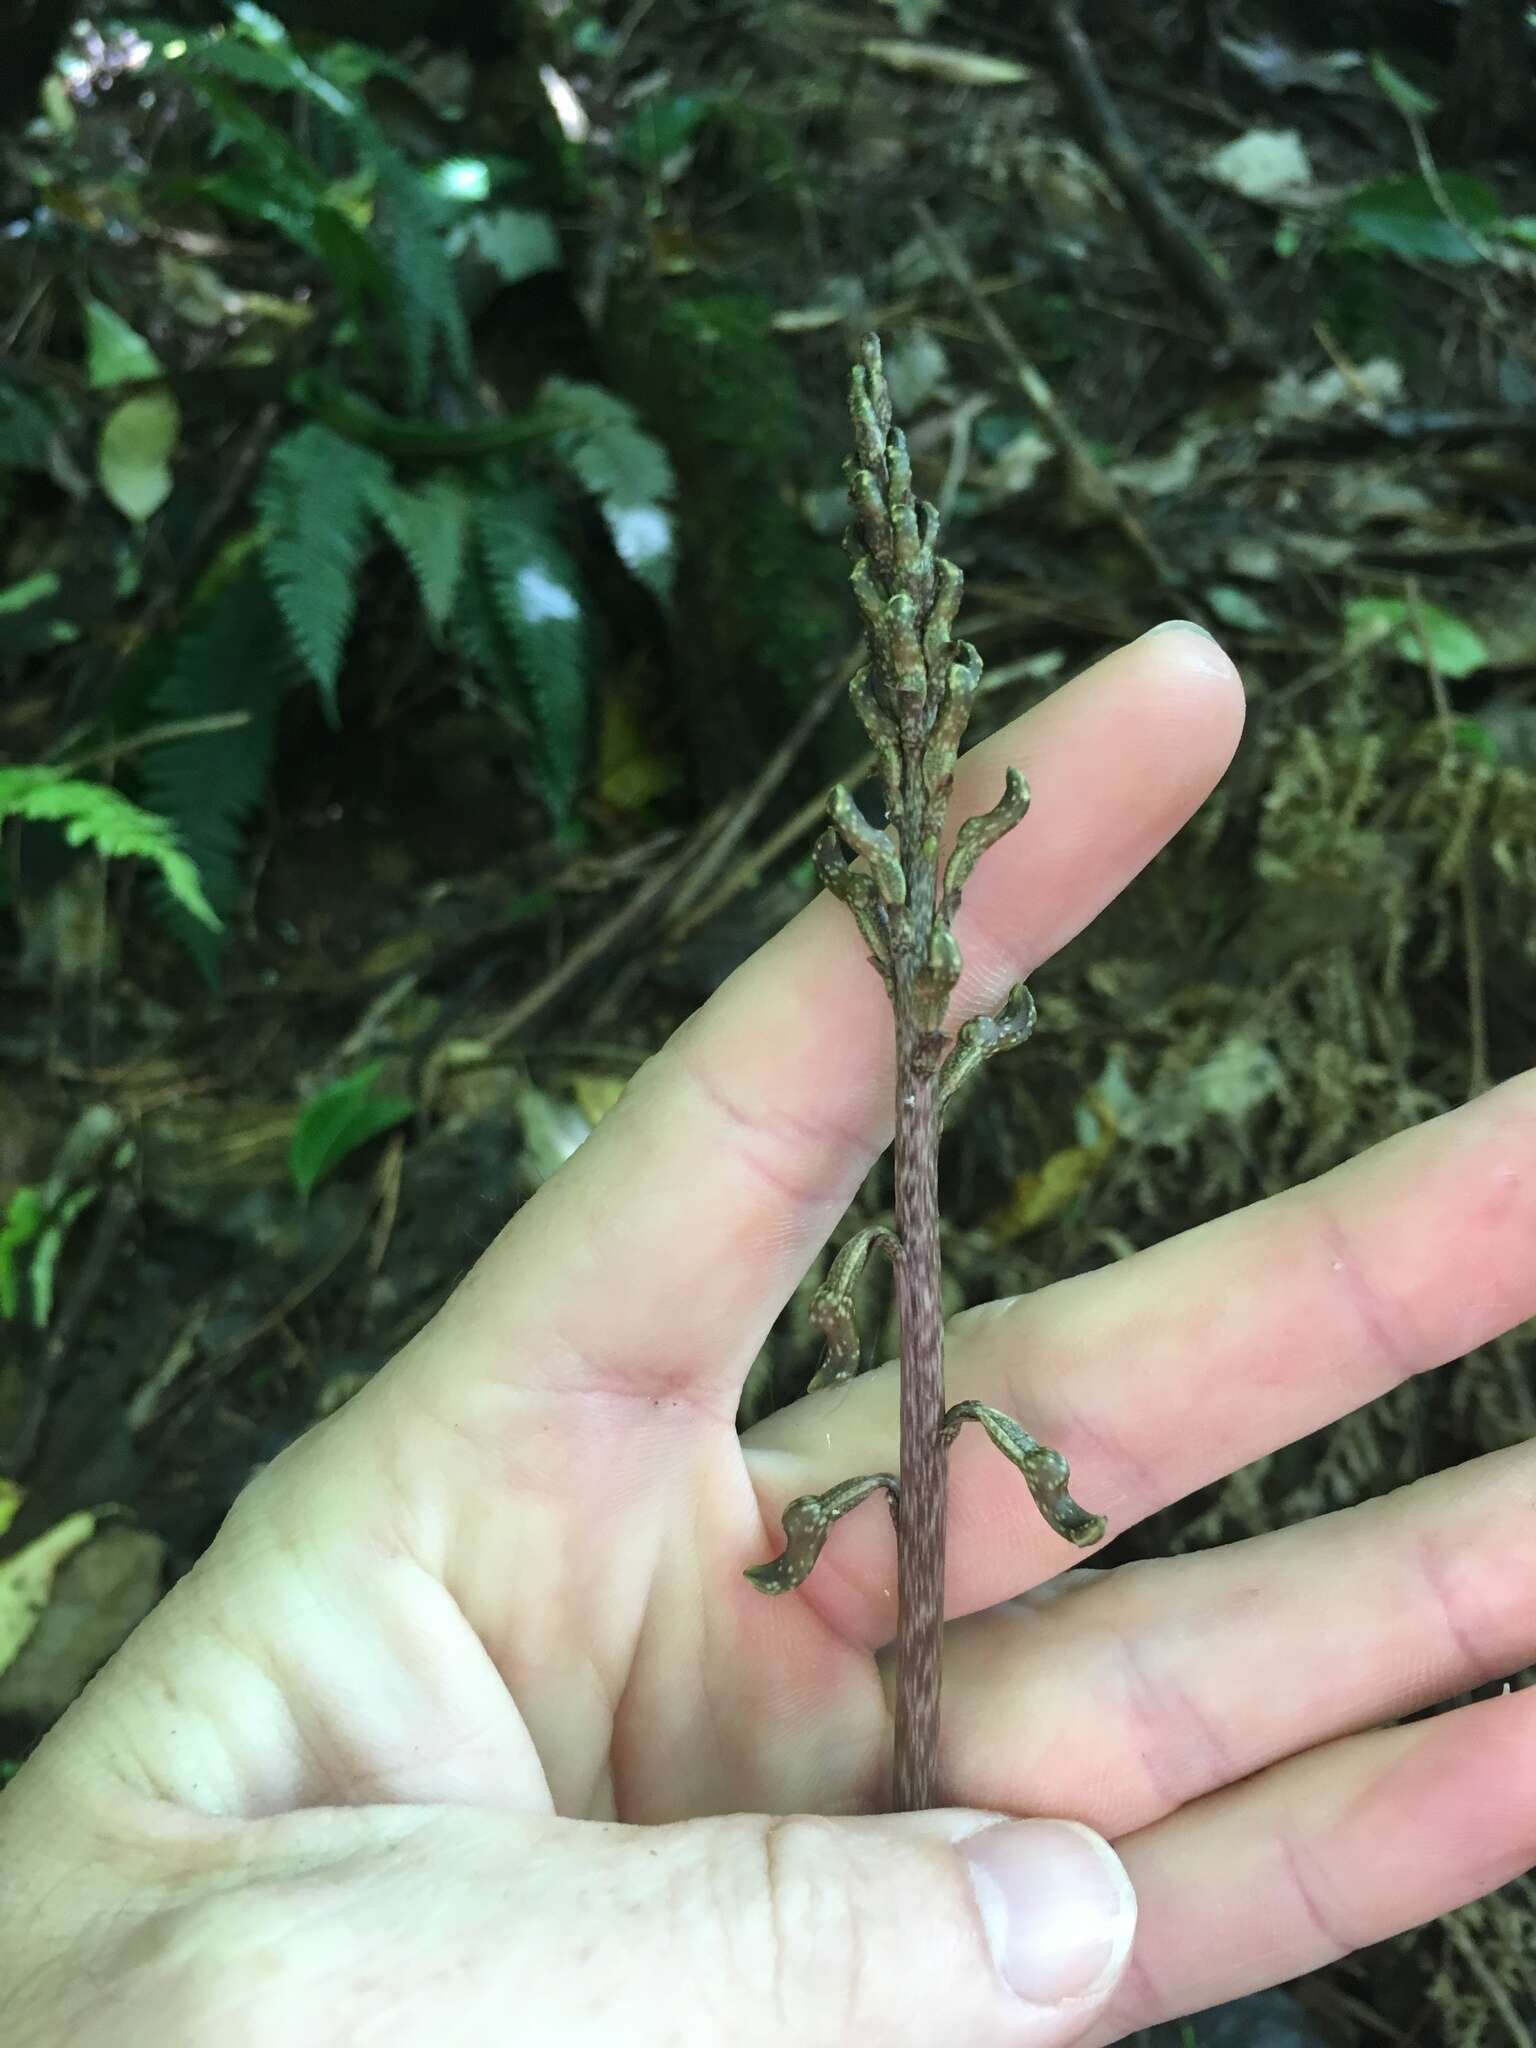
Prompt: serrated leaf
<box><xmin>140</xmin><ymin>573</ymin><xmax>295</xmax><ymax>979</ymax></box>
<box><xmin>83</xmin><ymin>298</ymin><xmax>162</xmax><ymax>388</ymax></box>
<box><xmin>370</xmin><ymin>473</ymin><xmax>469</xmax><ymax>630</ymax></box>
<box><xmin>257</xmin><ymin>424</ymin><xmax>389</xmax><ymax>716</ymax></box>
<box><xmin>469</xmin><ymin>491</ymin><xmax>590</xmax><ymax>822</ymax></box>
<box><xmin>185</xmin><ymin>76</ymin><xmax>329</xmax><ymax>210</ymax></box>
<box><xmin>1344</xmin><ymin>173</ymin><xmax>1500</xmax><ymax>266</ymax></box>
<box><xmin>1344</xmin><ymin>596</ymin><xmax>1490</xmax><ymax>679</ymax></box>
<box><xmin>538</xmin><ymin>377</ymin><xmax>676</xmax><ymax>600</ymax></box>
<box><xmin>291</xmin><ymin>1063</ymin><xmax>413</xmax><ymax>1200</ymax></box>
<box><xmin>98</xmin><ymin>390</ymin><xmax>179</xmax><ymax>523</ymax></box>
<box><xmin>0</xmin><ymin>767</ymin><xmax>218</xmax><ymax>929</ymax></box>
<box><xmin>372</xmin><ymin>147</ymin><xmax>471</xmax><ymax>408</ymax></box>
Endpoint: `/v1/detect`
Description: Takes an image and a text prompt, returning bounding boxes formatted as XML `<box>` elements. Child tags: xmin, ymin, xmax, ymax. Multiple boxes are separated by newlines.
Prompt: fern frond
<box><xmin>256</xmin><ymin>425</ymin><xmax>389</xmax><ymax>718</ymax></box>
<box><xmin>538</xmin><ymin>377</ymin><xmax>677</xmax><ymax>602</ymax></box>
<box><xmin>458</xmin><ymin>489</ymin><xmax>591</xmax><ymax>824</ymax></box>
<box><xmin>138</xmin><ymin>573</ymin><xmax>296</xmax><ymax>976</ymax></box>
<box><xmin>0</xmin><ymin>769</ymin><xmax>217</xmax><ymax>931</ymax></box>
<box><xmin>369</xmin><ymin>473</ymin><xmax>469</xmax><ymax>633</ymax></box>
<box><xmin>371</xmin><ymin>147</ymin><xmax>472</xmax><ymax>409</ymax></box>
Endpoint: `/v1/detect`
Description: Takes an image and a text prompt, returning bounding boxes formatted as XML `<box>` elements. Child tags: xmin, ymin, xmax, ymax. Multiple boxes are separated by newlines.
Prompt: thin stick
<box><xmin>912</xmin><ymin>201</ymin><xmax>1184</xmax><ymax>598</ymax></box>
<box><xmin>1041</xmin><ymin>0</ymin><xmax>1275</xmax><ymax>368</ymax></box>
<box><xmin>480</xmin><ymin>804</ymin><xmax>733</xmax><ymax>1053</ymax></box>
<box><xmin>53</xmin><ymin>712</ymin><xmax>254</xmax><ymax>775</ymax></box>
<box><xmin>665</xmin><ymin>657</ymin><xmax>853</xmax><ymax>925</ymax></box>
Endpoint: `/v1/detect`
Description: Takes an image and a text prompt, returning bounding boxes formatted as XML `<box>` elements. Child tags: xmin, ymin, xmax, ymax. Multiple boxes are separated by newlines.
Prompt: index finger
<box><xmin>412</xmin><ymin>626</ymin><xmax>1244</xmax><ymax>1413</ymax></box>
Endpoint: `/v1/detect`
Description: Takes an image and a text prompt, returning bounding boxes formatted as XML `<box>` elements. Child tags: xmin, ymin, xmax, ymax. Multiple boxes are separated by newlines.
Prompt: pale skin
<box><xmin>5</xmin><ymin>624</ymin><xmax>1536</xmax><ymax>2047</ymax></box>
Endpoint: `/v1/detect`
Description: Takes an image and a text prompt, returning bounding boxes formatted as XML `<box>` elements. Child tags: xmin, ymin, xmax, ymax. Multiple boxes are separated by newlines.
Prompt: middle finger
<box><xmin>938</xmin><ymin>1437</ymin><xmax>1536</xmax><ymax>1836</ymax></box>
<box><xmin>743</xmin><ymin>1071</ymin><xmax>1536</xmax><ymax>1645</ymax></box>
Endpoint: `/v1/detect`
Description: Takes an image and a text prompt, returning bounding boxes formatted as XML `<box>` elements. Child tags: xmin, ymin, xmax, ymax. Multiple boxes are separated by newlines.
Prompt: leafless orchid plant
<box><xmin>745</xmin><ymin>335</ymin><xmax>1106</xmax><ymax>1813</ymax></box>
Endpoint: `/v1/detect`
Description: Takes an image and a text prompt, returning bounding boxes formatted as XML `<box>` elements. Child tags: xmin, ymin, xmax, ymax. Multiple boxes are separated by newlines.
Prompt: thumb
<box><xmin>293</xmin><ymin>1804</ymin><xmax>1138</xmax><ymax>2048</ymax></box>
<box><xmin>582</xmin><ymin>1807</ymin><xmax>1137</xmax><ymax>2047</ymax></box>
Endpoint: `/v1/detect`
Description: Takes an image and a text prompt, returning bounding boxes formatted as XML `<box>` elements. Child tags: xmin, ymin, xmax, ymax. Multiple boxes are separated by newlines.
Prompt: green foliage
<box><xmin>138</xmin><ymin>575</ymin><xmax>296</xmax><ymax>977</ymax></box>
<box><xmin>1343</xmin><ymin>173</ymin><xmax>1501</xmax><ymax>266</ymax></box>
<box><xmin>1368</xmin><ymin>51</ymin><xmax>1439</xmax><ymax>121</ymax></box>
<box><xmin>0</xmin><ymin>1183</ymin><xmax>98</xmax><ymax>1328</ymax></box>
<box><xmin>372</xmin><ymin>148</ymin><xmax>473</xmax><ymax>409</ymax></box>
<box><xmin>611</xmin><ymin>290</ymin><xmax>845</xmax><ymax>725</ymax></box>
<box><xmin>617</xmin><ymin>92</ymin><xmax>715</xmax><ymax>174</ymax></box>
<box><xmin>291</xmin><ymin>1062</ymin><xmax>414</xmax><ymax>1200</ymax></box>
<box><xmin>2</xmin><ymin>3</ymin><xmax>688</xmax><ymax>969</ymax></box>
<box><xmin>82</xmin><ymin>299</ymin><xmax>163</xmax><ymax>388</ymax></box>
<box><xmin>257</xmin><ymin>424</ymin><xmax>389</xmax><ymax>717</ymax></box>
<box><xmin>460</xmin><ymin>489</ymin><xmax>591</xmax><ymax>823</ymax></box>
<box><xmin>0</xmin><ymin>1189</ymin><xmax>45</xmax><ymax>1323</ymax></box>
<box><xmin>370</xmin><ymin>473</ymin><xmax>470</xmax><ymax>630</ymax></box>
<box><xmin>0</xmin><ymin>573</ymin><xmax>61</xmax><ymax>616</ymax></box>
<box><xmin>538</xmin><ymin>378</ymin><xmax>677</xmax><ymax>601</ymax></box>
<box><xmin>21</xmin><ymin>1187</ymin><xmax>96</xmax><ymax>1329</ymax></box>
<box><xmin>0</xmin><ymin>378</ymin><xmax>76</xmax><ymax>480</ymax></box>
<box><xmin>0</xmin><ymin>767</ymin><xmax>218</xmax><ymax>931</ymax></box>
<box><xmin>98</xmin><ymin>389</ymin><xmax>180</xmax><ymax>523</ymax></box>
<box><xmin>1344</xmin><ymin>597</ymin><xmax>1491</xmax><ymax>680</ymax></box>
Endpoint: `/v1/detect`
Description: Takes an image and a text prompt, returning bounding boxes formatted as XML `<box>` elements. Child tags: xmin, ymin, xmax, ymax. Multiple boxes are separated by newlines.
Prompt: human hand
<box><xmin>4</xmin><ymin>626</ymin><xmax>1534</xmax><ymax>2048</ymax></box>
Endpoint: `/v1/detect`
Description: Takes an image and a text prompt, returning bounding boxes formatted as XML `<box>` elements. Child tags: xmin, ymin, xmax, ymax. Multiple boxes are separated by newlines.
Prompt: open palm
<box><xmin>7</xmin><ymin>627</ymin><xmax>1535</xmax><ymax>2048</ymax></box>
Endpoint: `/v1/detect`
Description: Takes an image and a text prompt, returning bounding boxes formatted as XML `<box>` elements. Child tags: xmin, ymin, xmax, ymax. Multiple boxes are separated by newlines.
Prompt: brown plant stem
<box><xmin>891</xmin><ymin>1004</ymin><xmax>946</xmax><ymax>1810</ymax></box>
<box><xmin>740</xmin><ymin>332</ymin><xmax>1107</xmax><ymax>1820</ymax></box>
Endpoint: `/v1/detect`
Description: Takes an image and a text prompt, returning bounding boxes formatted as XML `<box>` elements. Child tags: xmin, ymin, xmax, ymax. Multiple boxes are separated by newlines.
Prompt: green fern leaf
<box><xmin>138</xmin><ymin>574</ymin><xmax>296</xmax><ymax>976</ymax></box>
<box><xmin>460</xmin><ymin>490</ymin><xmax>590</xmax><ymax>823</ymax></box>
<box><xmin>371</xmin><ymin>148</ymin><xmax>472</xmax><ymax>409</ymax></box>
<box><xmin>0</xmin><ymin>768</ymin><xmax>217</xmax><ymax>931</ymax></box>
<box><xmin>538</xmin><ymin>377</ymin><xmax>677</xmax><ymax>602</ymax></box>
<box><xmin>257</xmin><ymin>424</ymin><xmax>389</xmax><ymax>718</ymax></box>
<box><xmin>369</xmin><ymin>473</ymin><xmax>469</xmax><ymax>632</ymax></box>
<box><xmin>183</xmin><ymin>74</ymin><xmax>331</xmax><ymax>220</ymax></box>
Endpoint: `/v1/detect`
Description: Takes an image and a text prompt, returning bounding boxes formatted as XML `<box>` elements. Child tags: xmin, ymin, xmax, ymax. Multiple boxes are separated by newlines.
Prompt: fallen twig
<box><xmin>1042</xmin><ymin>0</ymin><xmax>1275</xmax><ymax>368</ymax></box>
<box><xmin>478</xmin><ymin>803</ymin><xmax>734</xmax><ymax>1054</ymax></box>
<box><xmin>913</xmin><ymin>201</ymin><xmax>1185</xmax><ymax>597</ymax></box>
<box><xmin>664</xmin><ymin>655</ymin><xmax>855</xmax><ymax>927</ymax></box>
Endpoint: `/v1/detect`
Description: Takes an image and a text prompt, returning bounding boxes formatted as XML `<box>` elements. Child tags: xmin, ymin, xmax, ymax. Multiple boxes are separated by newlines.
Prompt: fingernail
<box><xmin>962</xmin><ymin>1820</ymin><xmax>1135</xmax><ymax>2007</ymax></box>
<box><xmin>1140</xmin><ymin>617</ymin><xmax>1218</xmax><ymax>643</ymax></box>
